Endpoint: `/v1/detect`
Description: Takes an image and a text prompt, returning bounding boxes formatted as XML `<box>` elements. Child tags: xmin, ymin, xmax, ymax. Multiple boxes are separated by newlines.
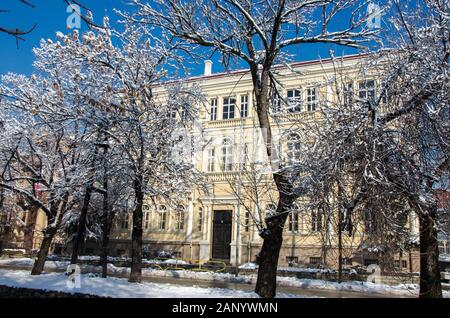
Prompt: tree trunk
<box><xmin>255</xmin><ymin>194</ymin><xmax>292</xmax><ymax>298</ymax></box>
<box><xmin>338</xmin><ymin>213</ymin><xmax>343</xmax><ymax>284</ymax></box>
<box><xmin>70</xmin><ymin>185</ymin><xmax>93</xmax><ymax>264</ymax></box>
<box><xmin>129</xmin><ymin>180</ymin><xmax>144</xmax><ymax>283</ymax></box>
<box><xmin>99</xmin><ymin>137</ymin><xmax>110</xmax><ymax>278</ymax></box>
<box><xmin>418</xmin><ymin>209</ymin><xmax>443</xmax><ymax>298</ymax></box>
<box><xmin>71</xmin><ymin>145</ymin><xmax>99</xmax><ymax>264</ymax></box>
<box><xmin>31</xmin><ymin>225</ymin><xmax>57</xmax><ymax>275</ymax></box>
<box><xmin>100</xmin><ymin>221</ymin><xmax>110</xmax><ymax>278</ymax></box>
<box><xmin>100</xmin><ymin>178</ymin><xmax>111</xmax><ymax>278</ymax></box>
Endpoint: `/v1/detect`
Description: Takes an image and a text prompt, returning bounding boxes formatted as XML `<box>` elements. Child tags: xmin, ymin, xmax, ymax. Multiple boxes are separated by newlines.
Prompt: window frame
<box><xmin>220</xmin><ymin>138</ymin><xmax>233</xmax><ymax>171</ymax></box>
<box><xmin>287</xmin><ymin>89</ymin><xmax>302</xmax><ymax>113</ymax></box>
<box><xmin>289</xmin><ymin>204</ymin><xmax>299</xmax><ymax>232</ymax></box>
<box><xmin>174</xmin><ymin>206</ymin><xmax>185</xmax><ymax>231</ymax></box>
<box><xmin>343</xmin><ymin>82</ymin><xmax>354</xmax><ymax>106</ymax></box>
<box><xmin>121</xmin><ymin>214</ymin><xmax>129</xmax><ymax>230</ymax></box>
<box><xmin>306</xmin><ymin>87</ymin><xmax>317</xmax><ymax>111</ymax></box>
<box><xmin>311</xmin><ymin>209</ymin><xmax>322</xmax><ymax>233</ymax></box>
<box><xmin>271</xmin><ymin>91</ymin><xmax>281</xmax><ymax>114</ymax></box>
<box><xmin>222</xmin><ymin>97</ymin><xmax>236</xmax><ymax>120</ymax></box>
<box><xmin>157</xmin><ymin>205</ymin><xmax>167</xmax><ymax>230</ymax></box>
<box><xmin>207</xmin><ymin>148</ymin><xmax>215</xmax><ymax>172</ymax></box>
<box><xmin>210</xmin><ymin>98</ymin><xmax>217</xmax><ymax>121</ymax></box>
<box><xmin>240</xmin><ymin>95</ymin><xmax>249</xmax><ymax>118</ymax></box>
<box><xmin>144</xmin><ymin>211</ymin><xmax>151</xmax><ymax>230</ymax></box>
<box><xmin>286</xmin><ymin>133</ymin><xmax>301</xmax><ymax>166</ymax></box>
<box><xmin>358</xmin><ymin>80</ymin><xmax>376</xmax><ymax>103</ymax></box>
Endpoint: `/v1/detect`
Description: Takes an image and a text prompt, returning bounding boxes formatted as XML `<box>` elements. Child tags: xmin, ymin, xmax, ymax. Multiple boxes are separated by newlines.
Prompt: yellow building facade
<box><xmin>106</xmin><ymin>54</ymin><xmax>420</xmax><ymax>271</ymax></box>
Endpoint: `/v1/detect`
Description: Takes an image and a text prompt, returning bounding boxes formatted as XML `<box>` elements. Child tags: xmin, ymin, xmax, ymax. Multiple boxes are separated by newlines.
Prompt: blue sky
<box><xmin>0</xmin><ymin>0</ymin><xmax>372</xmax><ymax>77</ymax></box>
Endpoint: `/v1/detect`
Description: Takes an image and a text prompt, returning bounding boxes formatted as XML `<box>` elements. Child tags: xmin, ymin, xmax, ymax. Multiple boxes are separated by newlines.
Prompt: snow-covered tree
<box><xmin>35</xmin><ymin>20</ymin><xmax>205</xmax><ymax>282</ymax></box>
<box><xmin>293</xmin><ymin>0</ymin><xmax>449</xmax><ymax>298</ymax></box>
<box><xmin>0</xmin><ymin>71</ymin><xmax>88</xmax><ymax>275</ymax></box>
<box><xmin>1</xmin><ymin>16</ymin><xmax>205</xmax><ymax>281</ymax></box>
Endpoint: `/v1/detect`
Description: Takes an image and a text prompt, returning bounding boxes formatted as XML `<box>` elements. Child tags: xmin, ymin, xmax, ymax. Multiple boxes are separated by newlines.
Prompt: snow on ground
<box><xmin>239</xmin><ymin>262</ymin><xmax>336</xmax><ymax>273</ymax></box>
<box><xmin>0</xmin><ymin>258</ymin><xmax>69</xmax><ymax>270</ymax></box>
<box><xmin>2</xmin><ymin>249</ymin><xmax>26</xmax><ymax>253</ymax></box>
<box><xmin>1</xmin><ymin>258</ymin><xmax>448</xmax><ymax>297</ymax></box>
<box><xmin>0</xmin><ymin>269</ymin><xmax>302</xmax><ymax>298</ymax></box>
<box><xmin>238</xmin><ymin>262</ymin><xmax>258</xmax><ymax>270</ymax></box>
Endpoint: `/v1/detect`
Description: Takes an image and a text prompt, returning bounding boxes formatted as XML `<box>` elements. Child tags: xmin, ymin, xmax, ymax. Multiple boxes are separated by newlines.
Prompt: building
<box><xmin>105</xmin><ymin>54</ymin><xmax>421</xmax><ymax>271</ymax></box>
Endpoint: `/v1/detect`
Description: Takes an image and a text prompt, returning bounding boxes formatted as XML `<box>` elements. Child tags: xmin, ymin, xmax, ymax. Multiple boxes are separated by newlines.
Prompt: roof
<box><xmin>157</xmin><ymin>53</ymin><xmax>368</xmax><ymax>87</ymax></box>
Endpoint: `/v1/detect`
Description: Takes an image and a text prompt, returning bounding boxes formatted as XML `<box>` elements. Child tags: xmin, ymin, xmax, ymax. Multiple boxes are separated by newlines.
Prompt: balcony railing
<box><xmin>205</xmin><ymin>171</ymin><xmax>238</xmax><ymax>182</ymax></box>
<box><xmin>204</xmin><ymin>118</ymin><xmax>246</xmax><ymax>129</ymax></box>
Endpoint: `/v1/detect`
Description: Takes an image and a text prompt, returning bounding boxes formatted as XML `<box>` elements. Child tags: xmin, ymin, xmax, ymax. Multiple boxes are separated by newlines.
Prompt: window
<box><xmin>175</xmin><ymin>206</ymin><xmax>185</xmax><ymax>230</ymax></box>
<box><xmin>306</xmin><ymin>88</ymin><xmax>317</xmax><ymax>111</ymax></box>
<box><xmin>144</xmin><ymin>211</ymin><xmax>150</xmax><ymax>230</ymax></box>
<box><xmin>207</xmin><ymin>148</ymin><xmax>215</xmax><ymax>172</ymax></box>
<box><xmin>169</xmin><ymin>107</ymin><xmax>177</xmax><ymax>119</ymax></box>
<box><xmin>309</xmin><ymin>257</ymin><xmax>322</xmax><ymax>265</ymax></box>
<box><xmin>271</xmin><ymin>91</ymin><xmax>281</xmax><ymax>113</ymax></box>
<box><xmin>311</xmin><ymin>209</ymin><xmax>322</xmax><ymax>232</ymax></box>
<box><xmin>121</xmin><ymin>214</ymin><xmax>129</xmax><ymax>230</ymax></box>
<box><xmin>341</xmin><ymin>209</ymin><xmax>354</xmax><ymax>236</ymax></box>
<box><xmin>244</xmin><ymin>210</ymin><xmax>250</xmax><ymax>232</ymax></box>
<box><xmin>343</xmin><ymin>82</ymin><xmax>354</xmax><ymax>106</ymax></box>
<box><xmin>223</xmin><ymin>97</ymin><xmax>236</xmax><ymax>120</ymax></box>
<box><xmin>240</xmin><ymin>95</ymin><xmax>249</xmax><ymax>118</ymax></box>
<box><xmin>286</xmin><ymin>256</ymin><xmax>298</xmax><ymax>265</ymax></box>
<box><xmin>286</xmin><ymin>134</ymin><xmax>301</xmax><ymax>166</ymax></box>
<box><xmin>358</xmin><ymin>80</ymin><xmax>375</xmax><ymax>102</ymax></box>
<box><xmin>210</xmin><ymin>99</ymin><xmax>217</xmax><ymax>121</ymax></box>
<box><xmin>394</xmin><ymin>260</ymin><xmax>407</xmax><ymax>269</ymax></box>
<box><xmin>287</xmin><ymin>89</ymin><xmax>302</xmax><ymax>113</ymax></box>
<box><xmin>198</xmin><ymin>208</ymin><xmax>203</xmax><ymax>232</ymax></box>
<box><xmin>220</xmin><ymin>138</ymin><xmax>233</xmax><ymax>171</ymax></box>
<box><xmin>180</xmin><ymin>108</ymin><xmax>188</xmax><ymax>121</ymax></box>
<box><xmin>157</xmin><ymin>205</ymin><xmax>167</xmax><ymax>230</ymax></box>
<box><xmin>289</xmin><ymin>205</ymin><xmax>299</xmax><ymax>232</ymax></box>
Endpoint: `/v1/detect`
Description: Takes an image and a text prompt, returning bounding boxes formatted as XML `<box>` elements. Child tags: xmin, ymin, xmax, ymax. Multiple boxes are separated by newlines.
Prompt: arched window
<box><xmin>144</xmin><ymin>211</ymin><xmax>151</xmax><ymax>230</ymax></box>
<box><xmin>286</xmin><ymin>133</ymin><xmax>301</xmax><ymax>166</ymax></box>
<box><xmin>175</xmin><ymin>205</ymin><xmax>185</xmax><ymax>231</ymax></box>
<box><xmin>289</xmin><ymin>204</ymin><xmax>299</xmax><ymax>232</ymax></box>
<box><xmin>158</xmin><ymin>205</ymin><xmax>167</xmax><ymax>230</ymax></box>
<box><xmin>220</xmin><ymin>138</ymin><xmax>233</xmax><ymax>171</ymax></box>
